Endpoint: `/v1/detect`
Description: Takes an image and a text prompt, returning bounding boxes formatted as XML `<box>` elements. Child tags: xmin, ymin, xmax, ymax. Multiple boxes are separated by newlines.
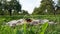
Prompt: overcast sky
<box><xmin>20</xmin><ymin>0</ymin><xmax>57</xmax><ymax>14</ymax></box>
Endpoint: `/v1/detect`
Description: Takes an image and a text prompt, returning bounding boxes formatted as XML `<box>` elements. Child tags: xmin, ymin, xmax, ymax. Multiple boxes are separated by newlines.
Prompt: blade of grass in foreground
<box><xmin>40</xmin><ymin>22</ymin><xmax>48</xmax><ymax>34</ymax></box>
<box><xmin>23</xmin><ymin>22</ymin><xmax>27</xmax><ymax>34</ymax></box>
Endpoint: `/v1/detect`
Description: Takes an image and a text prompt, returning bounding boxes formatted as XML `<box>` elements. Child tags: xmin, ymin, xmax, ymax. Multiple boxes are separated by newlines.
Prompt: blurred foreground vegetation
<box><xmin>0</xmin><ymin>15</ymin><xmax>60</xmax><ymax>34</ymax></box>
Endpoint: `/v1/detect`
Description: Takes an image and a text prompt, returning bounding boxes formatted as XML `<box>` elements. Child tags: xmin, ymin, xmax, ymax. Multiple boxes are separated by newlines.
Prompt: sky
<box><xmin>20</xmin><ymin>0</ymin><xmax>57</xmax><ymax>14</ymax></box>
<box><xmin>20</xmin><ymin>0</ymin><xmax>41</xmax><ymax>14</ymax></box>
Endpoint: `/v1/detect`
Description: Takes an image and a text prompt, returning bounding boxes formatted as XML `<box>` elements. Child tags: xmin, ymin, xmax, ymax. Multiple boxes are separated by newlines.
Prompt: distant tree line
<box><xmin>0</xmin><ymin>0</ymin><xmax>29</xmax><ymax>16</ymax></box>
<box><xmin>32</xmin><ymin>0</ymin><xmax>60</xmax><ymax>15</ymax></box>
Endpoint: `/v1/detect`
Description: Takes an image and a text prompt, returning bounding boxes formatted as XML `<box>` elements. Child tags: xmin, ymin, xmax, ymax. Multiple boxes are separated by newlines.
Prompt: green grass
<box><xmin>0</xmin><ymin>15</ymin><xmax>60</xmax><ymax>34</ymax></box>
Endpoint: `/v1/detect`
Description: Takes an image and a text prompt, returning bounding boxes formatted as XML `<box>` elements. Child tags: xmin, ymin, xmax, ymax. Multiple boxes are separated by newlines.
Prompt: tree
<box><xmin>55</xmin><ymin>0</ymin><xmax>60</xmax><ymax>15</ymax></box>
<box><xmin>0</xmin><ymin>0</ymin><xmax>5</xmax><ymax>15</ymax></box>
<box><xmin>32</xmin><ymin>0</ymin><xmax>55</xmax><ymax>15</ymax></box>
<box><xmin>6</xmin><ymin>0</ymin><xmax>21</xmax><ymax>16</ymax></box>
<box><xmin>20</xmin><ymin>10</ymin><xmax>29</xmax><ymax>15</ymax></box>
<box><xmin>0</xmin><ymin>0</ymin><xmax>21</xmax><ymax>16</ymax></box>
<box><xmin>32</xmin><ymin>7</ymin><xmax>40</xmax><ymax>15</ymax></box>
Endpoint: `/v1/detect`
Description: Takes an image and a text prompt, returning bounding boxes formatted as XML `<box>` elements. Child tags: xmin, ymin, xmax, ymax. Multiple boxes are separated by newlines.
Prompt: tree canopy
<box><xmin>32</xmin><ymin>0</ymin><xmax>55</xmax><ymax>15</ymax></box>
<box><xmin>0</xmin><ymin>0</ymin><xmax>21</xmax><ymax>16</ymax></box>
<box><xmin>55</xmin><ymin>0</ymin><xmax>60</xmax><ymax>14</ymax></box>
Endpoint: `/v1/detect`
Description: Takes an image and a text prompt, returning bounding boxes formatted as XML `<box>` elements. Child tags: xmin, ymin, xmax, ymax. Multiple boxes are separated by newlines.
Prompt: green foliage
<box><xmin>55</xmin><ymin>0</ymin><xmax>60</xmax><ymax>15</ymax></box>
<box><xmin>32</xmin><ymin>7</ymin><xmax>40</xmax><ymax>15</ymax></box>
<box><xmin>0</xmin><ymin>19</ymin><xmax>49</xmax><ymax>34</ymax></box>
<box><xmin>33</xmin><ymin>0</ymin><xmax>55</xmax><ymax>15</ymax></box>
<box><xmin>20</xmin><ymin>10</ymin><xmax>29</xmax><ymax>15</ymax></box>
<box><xmin>0</xmin><ymin>0</ymin><xmax>21</xmax><ymax>15</ymax></box>
<box><xmin>23</xmin><ymin>24</ymin><xmax>26</xmax><ymax>34</ymax></box>
<box><xmin>57</xmin><ymin>0</ymin><xmax>60</xmax><ymax>7</ymax></box>
<box><xmin>0</xmin><ymin>15</ymin><xmax>60</xmax><ymax>34</ymax></box>
<box><xmin>40</xmin><ymin>22</ymin><xmax>48</xmax><ymax>34</ymax></box>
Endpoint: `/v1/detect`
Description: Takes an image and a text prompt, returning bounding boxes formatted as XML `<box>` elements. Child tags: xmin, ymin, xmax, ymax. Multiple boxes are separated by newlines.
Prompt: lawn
<box><xmin>0</xmin><ymin>15</ymin><xmax>60</xmax><ymax>34</ymax></box>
